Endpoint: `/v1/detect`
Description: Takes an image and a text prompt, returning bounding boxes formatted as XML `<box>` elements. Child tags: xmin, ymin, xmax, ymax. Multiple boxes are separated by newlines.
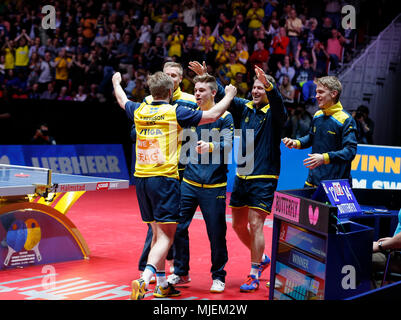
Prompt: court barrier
<box><xmin>1</xmin><ymin>141</ymin><xmax>400</xmax><ymax>191</ymax></box>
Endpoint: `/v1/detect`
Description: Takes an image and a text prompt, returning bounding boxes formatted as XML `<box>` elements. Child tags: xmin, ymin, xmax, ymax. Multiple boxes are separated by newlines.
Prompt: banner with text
<box><xmin>0</xmin><ymin>144</ymin><xmax>129</xmax><ymax>180</ymax></box>
<box><xmin>227</xmin><ymin>138</ymin><xmax>401</xmax><ymax>191</ymax></box>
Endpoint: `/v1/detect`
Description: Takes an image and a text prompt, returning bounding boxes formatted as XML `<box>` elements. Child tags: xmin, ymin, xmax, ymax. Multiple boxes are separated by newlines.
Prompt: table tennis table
<box><xmin>0</xmin><ymin>164</ymin><xmax>129</xmax><ymax>269</ymax></box>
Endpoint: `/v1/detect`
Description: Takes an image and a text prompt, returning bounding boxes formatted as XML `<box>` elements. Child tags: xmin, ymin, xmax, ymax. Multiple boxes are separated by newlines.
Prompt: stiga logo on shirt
<box><xmin>139</xmin><ymin>128</ymin><xmax>163</xmax><ymax>135</ymax></box>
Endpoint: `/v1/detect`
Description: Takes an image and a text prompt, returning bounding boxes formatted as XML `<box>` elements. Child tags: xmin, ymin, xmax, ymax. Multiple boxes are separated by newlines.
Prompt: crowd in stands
<box><xmin>0</xmin><ymin>0</ymin><xmax>395</xmax><ymax>139</ymax></box>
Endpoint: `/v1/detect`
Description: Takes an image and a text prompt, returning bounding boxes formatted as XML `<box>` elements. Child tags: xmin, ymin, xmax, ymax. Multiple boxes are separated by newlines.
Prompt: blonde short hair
<box><xmin>193</xmin><ymin>73</ymin><xmax>218</xmax><ymax>92</ymax></box>
<box><xmin>163</xmin><ymin>62</ymin><xmax>183</xmax><ymax>77</ymax></box>
<box><xmin>147</xmin><ymin>72</ymin><xmax>174</xmax><ymax>100</ymax></box>
<box><xmin>315</xmin><ymin>76</ymin><xmax>342</xmax><ymax>102</ymax></box>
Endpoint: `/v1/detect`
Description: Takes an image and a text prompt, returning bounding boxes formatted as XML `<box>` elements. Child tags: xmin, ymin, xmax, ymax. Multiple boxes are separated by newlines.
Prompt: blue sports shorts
<box><xmin>229</xmin><ymin>177</ymin><xmax>278</xmax><ymax>213</ymax></box>
<box><xmin>135</xmin><ymin>176</ymin><xmax>180</xmax><ymax>224</ymax></box>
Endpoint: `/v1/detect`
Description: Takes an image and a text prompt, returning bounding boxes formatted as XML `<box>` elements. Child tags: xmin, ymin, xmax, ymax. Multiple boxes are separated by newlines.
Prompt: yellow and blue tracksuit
<box><xmin>125</xmin><ymin>100</ymin><xmax>202</xmax><ymax>224</ymax></box>
<box><xmin>294</xmin><ymin>101</ymin><xmax>357</xmax><ymax>187</ymax></box>
<box><xmin>173</xmin><ymin>111</ymin><xmax>234</xmax><ymax>282</ymax></box>
<box><xmin>216</xmin><ymin>81</ymin><xmax>287</xmax><ymax>213</ymax></box>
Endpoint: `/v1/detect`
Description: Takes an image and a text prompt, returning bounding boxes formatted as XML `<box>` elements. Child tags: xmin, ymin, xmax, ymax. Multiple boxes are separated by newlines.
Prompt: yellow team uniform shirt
<box><xmin>198</xmin><ymin>35</ymin><xmax>215</xmax><ymax>51</ymax></box>
<box><xmin>134</xmin><ymin>102</ymin><xmax>183</xmax><ymax>179</ymax></box>
<box><xmin>4</xmin><ymin>48</ymin><xmax>14</xmax><ymax>69</ymax></box>
<box><xmin>15</xmin><ymin>45</ymin><xmax>29</xmax><ymax>67</ymax></box>
<box><xmin>167</xmin><ymin>34</ymin><xmax>184</xmax><ymax>57</ymax></box>
<box><xmin>246</xmin><ymin>8</ymin><xmax>264</xmax><ymax>29</ymax></box>
<box><xmin>55</xmin><ymin>57</ymin><xmax>72</xmax><ymax>81</ymax></box>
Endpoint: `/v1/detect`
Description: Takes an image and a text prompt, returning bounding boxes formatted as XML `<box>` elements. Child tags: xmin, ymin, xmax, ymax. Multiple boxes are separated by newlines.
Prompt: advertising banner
<box><xmin>0</xmin><ymin>144</ymin><xmax>129</xmax><ymax>180</ymax></box>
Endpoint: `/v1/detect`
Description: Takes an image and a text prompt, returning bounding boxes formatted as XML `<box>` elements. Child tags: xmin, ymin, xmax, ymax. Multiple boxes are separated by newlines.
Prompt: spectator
<box><xmin>182</xmin><ymin>0</ymin><xmax>197</xmax><ymax>32</ymax></box>
<box><xmin>311</xmin><ymin>40</ymin><xmax>329</xmax><ymax>76</ymax></box>
<box><xmin>231</xmin><ymin>72</ymin><xmax>249</xmax><ymax>98</ymax></box>
<box><xmin>153</xmin><ymin>13</ymin><xmax>172</xmax><ymax>42</ymax></box>
<box><xmin>221</xmin><ymin>26</ymin><xmax>237</xmax><ymax>51</ymax></box>
<box><xmin>354</xmin><ymin>105</ymin><xmax>375</xmax><ymax>144</ymax></box>
<box><xmin>279</xmin><ymin>74</ymin><xmax>295</xmax><ymax>108</ymax></box>
<box><xmin>302</xmin><ymin>18</ymin><xmax>320</xmax><ymax>50</ymax></box>
<box><xmin>294</xmin><ymin>44</ymin><xmax>315</xmax><ymax>89</ymax></box>
<box><xmin>324</xmin><ymin>0</ymin><xmax>342</xmax><ymax>29</ymax></box>
<box><xmin>246</xmin><ymin>1</ymin><xmax>265</xmax><ymax>33</ymax></box>
<box><xmin>53</xmin><ymin>48</ymin><xmax>72</xmax><ymax>92</ymax></box>
<box><xmin>318</xmin><ymin>17</ymin><xmax>334</xmax><ymax>44</ymax></box>
<box><xmin>249</xmin><ymin>40</ymin><xmax>269</xmax><ymax>71</ymax></box>
<box><xmin>234</xmin><ymin>41</ymin><xmax>249</xmax><ymax>66</ymax></box>
<box><xmin>131</xmin><ymin>78</ymin><xmax>147</xmax><ymax>102</ymax></box>
<box><xmin>94</xmin><ymin>27</ymin><xmax>108</xmax><ymax>46</ymax></box>
<box><xmin>270</xmin><ymin>27</ymin><xmax>290</xmax><ymax>74</ymax></box>
<box><xmin>37</xmin><ymin>51</ymin><xmax>54</xmax><ymax>92</ymax></box>
<box><xmin>116</xmin><ymin>33</ymin><xmax>135</xmax><ymax>78</ymax></box>
<box><xmin>285</xmin><ymin>8</ymin><xmax>303</xmax><ymax>58</ymax></box>
<box><xmin>276</xmin><ymin>55</ymin><xmax>295</xmax><ymax>84</ymax></box>
<box><xmin>146</xmin><ymin>36</ymin><xmax>167</xmax><ymax>73</ymax></box>
<box><xmin>14</xmin><ymin>31</ymin><xmax>31</xmax><ymax>75</ymax></box>
<box><xmin>107</xmin><ymin>23</ymin><xmax>122</xmax><ymax>43</ymax></box>
<box><xmin>74</xmin><ymin>85</ymin><xmax>87</xmax><ymax>101</ymax></box>
<box><xmin>326</xmin><ymin>28</ymin><xmax>346</xmax><ymax>70</ymax></box>
<box><xmin>215</xmin><ymin>41</ymin><xmax>231</xmax><ymax>68</ymax></box>
<box><xmin>28</xmin><ymin>82</ymin><xmax>40</xmax><ymax>99</ymax></box>
<box><xmin>29</xmin><ymin>37</ymin><xmax>41</xmax><ymax>58</ymax></box>
<box><xmin>76</xmin><ymin>36</ymin><xmax>90</xmax><ymax>57</ymax></box>
<box><xmin>231</xmin><ymin>13</ymin><xmax>247</xmax><ymax>40</ymax></box>
<box><xmin>57</xmin><ymin>86</ymin><xmax>72</xmax><ymax>101</ymax></box>
<box><xmin>80</xmin><ymin>12</ymin><xmax>97</xmax><ymax>41</ymax></box>
<box><xmin>2</xmin><ymin>39</ymin><xmax>15</xmax><ymax>72</ymax></box>
<box><xmin>40</xmin><ymin>82</ymin><xmax>57</xmax><ymax>100</ymax></box>
<box><xmin>166</xmin><ymin>25</ymin><xmax>184</xmax><ymax>59</ymax></box>
<box><xmin>63</xmin><ymin>36</ymin><xmax>76</xmax><ymax>57</ymax></box>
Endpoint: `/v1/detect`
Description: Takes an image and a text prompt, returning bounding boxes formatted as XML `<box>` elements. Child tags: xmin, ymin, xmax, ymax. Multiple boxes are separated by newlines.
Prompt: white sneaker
<box><xmin>210</xmin><ymin>279</ymin><xmax>225</xmax><ymax>293</ymax></box>
<box><xmin>167</xmin><ymin>273</ymin><xmax>191</xmax><ymax>285</ymax></box>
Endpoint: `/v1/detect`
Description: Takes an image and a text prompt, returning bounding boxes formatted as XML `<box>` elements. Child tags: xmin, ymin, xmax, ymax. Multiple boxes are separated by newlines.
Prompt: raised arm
<box><xmin>112</xmin><ymin>72</ymin><xmax>129</xmax><ymax>109</ymax></box>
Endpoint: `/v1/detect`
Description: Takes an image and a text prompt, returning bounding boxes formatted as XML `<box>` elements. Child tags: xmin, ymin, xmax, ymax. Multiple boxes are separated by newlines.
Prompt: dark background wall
<box><xmin>0</xmin><ymin>99</ymin><xmax>134</xmax><ymax>169</ymax></box>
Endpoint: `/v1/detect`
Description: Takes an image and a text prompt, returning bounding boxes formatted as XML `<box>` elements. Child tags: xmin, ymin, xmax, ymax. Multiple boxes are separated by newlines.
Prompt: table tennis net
<box><xmin>0</xmin><ymin>164</ymin><xmax>51</xmax><ymax>186</ymax></box>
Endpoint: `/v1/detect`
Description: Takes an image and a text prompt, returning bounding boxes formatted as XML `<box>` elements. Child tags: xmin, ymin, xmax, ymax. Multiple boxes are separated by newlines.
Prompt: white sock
<box><xmin>250</xmin><ymin>263</ymin><xmax>260</xmax><ymax>278</ymax></box>
<box><xmin>156</xmin><ymin>271</ymin><xmax>168</xmax><ymax>289</ymax></box>
<box><xmin>142</xmin><ymin>264</ymin><xmax>156</xmax><ymax>287</ymax></box>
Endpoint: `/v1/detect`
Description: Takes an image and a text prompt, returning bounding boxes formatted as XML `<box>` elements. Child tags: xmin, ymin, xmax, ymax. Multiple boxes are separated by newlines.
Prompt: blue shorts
<box><xmin>135</xmin><ymin>176</ymin><xmax>180</xmax><ymax>224</ymax></box>
<box><xmin>229</xmin><ymin>177</ymin><xmax>278</xmax><ymax>213</ymax></box>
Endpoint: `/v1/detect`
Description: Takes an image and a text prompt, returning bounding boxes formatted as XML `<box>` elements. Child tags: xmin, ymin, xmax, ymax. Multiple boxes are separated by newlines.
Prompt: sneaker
<box><xmin>153</xmin><ymin>283</ymin><xmax>181</xmax><ymax>298</ymax></box>
<box><xmin>258</xmin><ymin>255</ymin><xmax>271</xmax><ymax>278</ymax></box>
<box><xmin>240</xmin><ymin>275</ymin><xmax>259</xmax><ymax>292</ymax></box>
<box><xmin>140</xmin><ymin>272</ymin><xmax>156</xmax><ymax>284</ymax></box>
<box><xmin>167</xmin><ymin>274</ymin><xmax>191</xmax><ymax>285</ymax></box>
<box><xmin>210</xmin><ymin>279</ymin><xmax>225</xmax><ymax>293</ymax></box>
<box><xmin>130</xmin><ymin>278</ymin><xmax>146</xmax><ymax>300</ymax></box>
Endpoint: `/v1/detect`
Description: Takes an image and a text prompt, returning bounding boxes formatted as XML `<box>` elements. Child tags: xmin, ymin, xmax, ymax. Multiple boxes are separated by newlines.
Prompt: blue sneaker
<box><xmin>240</xmin><ymin>275</ymin><xmax>259</xmax><ymax>292</ymax></box>
<box><xmin>258</xmin><ymin>255</ymin><xmax>271</xmax><ymax>278</ymax></box>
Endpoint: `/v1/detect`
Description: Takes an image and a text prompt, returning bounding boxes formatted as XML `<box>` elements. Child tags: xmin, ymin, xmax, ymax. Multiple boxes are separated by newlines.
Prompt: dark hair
<box><xmin>357</xmin><ymin>105</ymin><xmax>369</xmax><ymax>115</ymax></box>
